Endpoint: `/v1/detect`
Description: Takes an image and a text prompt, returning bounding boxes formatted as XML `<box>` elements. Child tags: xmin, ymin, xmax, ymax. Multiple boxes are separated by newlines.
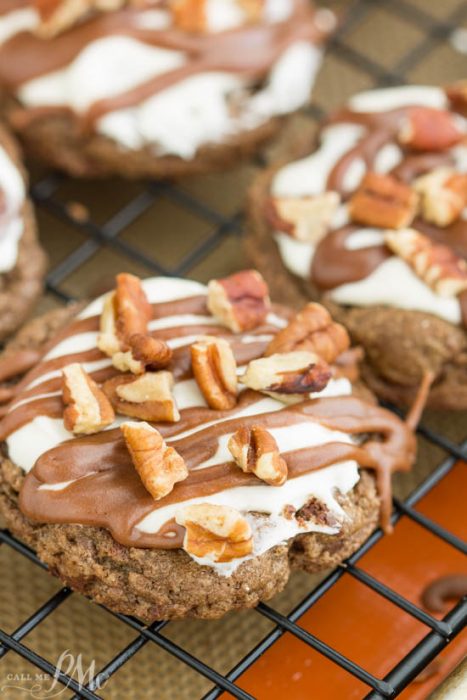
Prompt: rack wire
<box><xmin>1</xmin><ymin>0</ymin><xmax>466</xmax><ymax>697</ymax></box>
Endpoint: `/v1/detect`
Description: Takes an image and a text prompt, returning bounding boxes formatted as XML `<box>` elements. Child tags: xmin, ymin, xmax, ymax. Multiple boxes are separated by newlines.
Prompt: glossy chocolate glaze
<box><xmin>0</xmin><ymin>289</ymin><xmax>415</xmax><ymax>547</ymax></box>
<box><xmin>0</xmin><ymin>0</ymin><xmax>327</xmax><ymax>126</ymax></box>
<box><xmin>18</xmin><ymin>394</ymin><xmax>415</xmax><ymax>547</ymax></box>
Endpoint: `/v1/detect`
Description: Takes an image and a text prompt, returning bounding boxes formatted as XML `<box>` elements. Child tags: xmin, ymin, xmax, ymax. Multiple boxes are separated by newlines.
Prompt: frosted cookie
<box><xmin>0</xmin><ymin>0</ymin><xmax>335</xmax><ymax>178</ymax></box>
<box><xmin>247</xmin><ymin>83</ymin><xmax>467</xmax><ymax>410</ymax></box>
<box><xmin>0</xmin><ymin>271</ymin><xmax>415</xmax><ymax>620</ymax></box>
<box><xmin>0</xmin><ymin>123</ymin><xmax>46</xmax><ymax>341</ymax></box>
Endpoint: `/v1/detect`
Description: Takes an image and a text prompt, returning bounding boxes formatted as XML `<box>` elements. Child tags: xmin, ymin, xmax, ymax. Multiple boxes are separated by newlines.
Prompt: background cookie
<box><xmin>0</xmin><ymin>0</ymin><xmax>335</xmax><ymax>179</ymax></box>
<box><xmin>0</xmin><ymin>122</ymin><xmax>46</xmax><ymax>341</ymax></box>
<box><xmin>247</xmin><ymin>84</ymin><xmax>467</xmax><ymax>410</ymax></box>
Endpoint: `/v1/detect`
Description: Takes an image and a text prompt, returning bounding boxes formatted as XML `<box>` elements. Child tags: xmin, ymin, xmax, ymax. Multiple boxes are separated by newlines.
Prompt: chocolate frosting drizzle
<box><xmin>281</xmin><ymin>100</ymin><xmax>467</xmax><ymax>326</ymax></box>
<box><xmin>0</xmin><ymin>0</ymin><xmax>327</xmax><ymax>128</ymax></box>
<box><xmin>0</xmin><ymin>288</ymin><xmax>415</xmax><ymax>550</ymax></box>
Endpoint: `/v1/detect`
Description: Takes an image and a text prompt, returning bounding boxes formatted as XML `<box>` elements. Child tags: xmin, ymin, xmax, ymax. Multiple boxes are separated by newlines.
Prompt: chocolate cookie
<box><xmin>0</xmin><ymin>0</ymin><xmax>335</xmax><ymax>179</ymax></box>
<box><xmin>247</xmin><ymin>83</ymin><xmax>467</xmax><ymax>410</ymax></box>
<box><xmin>0</xmin><ymin>122</ymin><xmax>46</xmax><ymax>341</ymax></box>
<box><xmin>0</xmin><ymin>272</ymin><xmax>415</xmax><ymax>620</ymax></box>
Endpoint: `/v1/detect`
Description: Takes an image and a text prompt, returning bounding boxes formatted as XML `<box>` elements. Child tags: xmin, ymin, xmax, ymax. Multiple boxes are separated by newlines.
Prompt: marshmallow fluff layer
<box><xmin>5</xmin><ymin>277</ymin><xmax>361</xmax><ymax>575</ymax></box>
<box><xmin>0</xmin><ymin>1</ymin><xmax>332</xmax><ymax>159</ymax></box>
<box><xmin>0</xmin><ymin>142</ymin><xmax>26</xmax><ymax>273</ymax></box>
<box><xmin>272</xmin><ymin>85</ymin><xmax>467</xmax><ymax>325</ymax></box>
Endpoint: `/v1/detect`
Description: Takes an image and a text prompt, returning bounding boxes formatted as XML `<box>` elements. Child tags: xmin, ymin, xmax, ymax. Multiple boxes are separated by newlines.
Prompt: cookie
<box><xmin>0</xmin><ymin>122</ymin><xmax>46</xmax><ymax>341</ymax></box>
<box><xmin>0</xmin><ymin>272</ymin><xmax>415</xmax><ymax>620</ymax></box>
<box><xmin>0</xmin><ymin>0</ymin><xmax>336</xmax><ymax>179</ymax></box>
<box><xmin>247</xmin><ymin>83</ymin><xmax>467</xmax><ymax>410</ymax></box>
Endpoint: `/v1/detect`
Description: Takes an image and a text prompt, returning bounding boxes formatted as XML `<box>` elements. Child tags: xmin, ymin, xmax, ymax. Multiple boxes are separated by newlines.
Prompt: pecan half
<box><xmin>265</xmin><ymin>192</ymin><xmax>341</xmax><ymax>243</ymax></box>
<box><xmin>121</xmin><ymin>421</ymin><xmax>187</xmax><ymax>500</ymax></box>
<box><xmin>414</xmin><ymin>168</ymin><xmax>467</xmax><ymax>227</ymax></box>
<box><xmin>266</xmin><ymin>303</ymin><xmax>350</xmax><ymax>363</ymax></box>
<box><xmin>385</xmin><ymin>228</ymin><xmax>467</xmax><ymax>297</ymax></box>
<box><xmin>228</xmin><ymin>425</ymin><xmax>288</xmax><ymax>486</ymax></box>
<box><xmin>349</xmin><ymin>172</ymin><xmax>418</xmax><ymax>229</ymax></box>
<box><xmin>103</xmin><ymin>371</ymin><xmax>180</xmax><ymax>422</ymax></box>
<box><xmin>397</xmin><ymin>107</ymin><xmax>463</xmax><ymax>151</ymax></box>
<box><xmin>191</xmin><ymin>336</ymin><xmax>237</xmax><ymax>410</ymax></box>
<box><xmin>207</xmin><ymin>270</ymin><xmax>270</xmax><ymax>333</ymax></box>
<box><xmin>62</xmin><ymin>363</ymin><xmax>115</xmax><ymax>434</ymax></box>
<box><xmin>175</xmin><ymin>503</ymin><xmax>253</xmax><ymax>563</ymax></box>
<box><xmin>240</xmin><ymin>351</ymin><xmax>332</xmax><ymax>401</ymax></box>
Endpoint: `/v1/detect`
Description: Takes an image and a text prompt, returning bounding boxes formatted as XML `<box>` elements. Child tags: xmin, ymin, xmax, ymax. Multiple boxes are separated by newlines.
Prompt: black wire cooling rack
<box><xmin>1</xmin><ymin>0</ymin><xmax>467</xmax><ymax>697</ymax></box>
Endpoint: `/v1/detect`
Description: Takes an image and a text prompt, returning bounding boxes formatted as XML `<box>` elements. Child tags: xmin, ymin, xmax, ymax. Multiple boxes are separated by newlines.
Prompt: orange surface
<box><xmin>224</xmin><ymin>461</ymin><xmax>467</xmax><ymax>700</ymax></box>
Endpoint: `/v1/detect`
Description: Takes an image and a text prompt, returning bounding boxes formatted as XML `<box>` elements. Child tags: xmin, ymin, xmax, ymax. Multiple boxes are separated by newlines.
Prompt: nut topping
<box><xmin>397</xmin><ymin>107</ymin><xmax>463</xmax><ymax>151</ymax></box>
<box><xmin>207</xmin><ymin>270</ymin><xmax>270</xmax><ymax>333</ymax></box>
<box><xmin>171</xmin><ymin>0</ymin><xmax>207</xmax><ymax>32</ymax></box>
<box><xmin>240</xmin><ymin>351</ymin><xmax>332</xmax><ymax>400</ymax></box>
<box><xmin>445</xmin><ymin>80</ymin><xmax>467</xmax><ymax>116</ymax></box>
<box><xmin>113</xmin><ymin>333</ymin><xmax>173</xmax><ymax>375</ymax></box>
<box><xmin>414</xmin><ymin>168</ymin><xmax>467</xmax><ymax>227</ymax></box>
<box><xmin>385</xmin><ymin>228</ymin><xmax>467</xmax><ymax>297</ymax></box>
<box><xmin>62</xmin><ymin>363</ymin><xmax>115</xmax><ymax>434</ymax></box>
<box><xmin>34</xmin><ymin>0</ymin><xmax>125</xmax><ymax>38</ymax></box>
<box><xmin>191</xmin><ymin>336</ymin><xmax>237</xmax><ymax>410</ymax></box>
<box><xmin>103</xmin><ymin>371</ymin><xmax>180</xmax><ymax>422</ymax></box>
<box><xmin>266</xmin><ymin>303</ymin><xmax>350</xmax><ymax>363</ymax></box>
<box><xmin>228</xmin><ymin>425</ymin><xmax>288</xmax><ymax>486</ymax></box>
<box><xmin>171</xmin><ymin>0</ymin><xmax>263</xmax><ymax>32</ymax></box>
<box><xmin>121</xmin><ymin>421</ymin><xmax>188</xmax><ymax>500</ymax></box>
<box><xmin>114</xmin><ymin>272</ymin><xmax>152</xmax><ymax>344</ymax></box>
<box><xmin>97</xmin><ymin>273</ymin><xmax>171</xmax><ymax>374</ymax></box>
<box><xmin>265</xmin><ymin>192</ymin><xmax>341</xmax><ymax>243</ymax></box>
<box><xmin>349</xmin><ymin>172</ymin><xmax>418</xmax><ymax>230</ymax></box>
<box><xmin>175</xmin><ymin>503</ymin><xmax>253</xmax><ymax>563</ymax></box>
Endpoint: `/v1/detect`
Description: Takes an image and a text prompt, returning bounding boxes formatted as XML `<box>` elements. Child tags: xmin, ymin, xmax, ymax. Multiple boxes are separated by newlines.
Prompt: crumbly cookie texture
<box><xmin>0</xmin><ymin>273</ymin><xmax>415</xmax><ymax>620</ymax></box>
<box><xmin>0</xmin><ymin>1</ymin><xmax>334</xmax><ymax>178</ymax></box>
<box><xmin>0</xmin><ymin>124</ymin><xmax>47</xmax><ymax>340</ymax></box>
<box><xmin>0</xmin><ymin>456</ymin><xmax>379</xmax><ymax>621</ymax></box>
<box><xmin>247</xmin><ymin>83</ymin><xmax>467</xmax><ymax>409</ymax></box>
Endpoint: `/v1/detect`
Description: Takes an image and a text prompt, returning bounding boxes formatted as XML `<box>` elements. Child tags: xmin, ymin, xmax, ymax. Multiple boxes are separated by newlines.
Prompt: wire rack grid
<box><xmin>0</xmin><ymin>0</ymin><xmax>466</xmax><ymax>698</ymax></box>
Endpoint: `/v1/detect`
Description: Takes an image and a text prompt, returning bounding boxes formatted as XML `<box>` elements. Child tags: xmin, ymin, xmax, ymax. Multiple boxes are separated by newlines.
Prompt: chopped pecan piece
<box><xmin>397</xmin><ymin>107</ymin><xmax>463</xmax><ymax>151</ymax></box>
<box><xmin>191</xmin><ymin>336</ymin><xmax>237</xmax><ymax>410</ymax></box>
<box><xmin>121</xmin><ymin>421</ymin><xmax>188</xmax><ymax>500</ymax></box>
<box><xmin>228</xmin><ymin>425</ymin><xmax>288</xmax><ymax>486</ymax></box>
<box><xmin>103</xmin><ymin>371</ymin><xmax>180</xmax><ymax>422</ymax></box>
<box><xmin>171</xmin><ymin>0</ymin><xmax>263</xmax><ymax>31</ymax></box>
<box><xmin>34</xmin><ymin>0</ymin><xmax>125</xmax><ymax>37</ymax></box>
<box><xmin>240</xmin><ymin>351</ymin><xmax>332</xmax><ymax>401</ymax></box>
<box><xmin>97</xmin><ymin>273</ymin><xmax>171</xmax><ymax>374</ymax></box>
<box><xmin>414</xmin><ymin>168</ymin><xmax>467</xmax><ymax>227</ymax></box>
<box><xmin>265</xmin><ymin>191</ymin><xmax>340</xmax><ymax>243</ymax></box>
<box><xmin>175</xmin><ymin>503</ymin><xmax>253</xmax><ymax>562</ymax></box>
<box><xmin>114</xmin><ymin>272</ymin><xmax>152</xmax><ymax>343</ymax></box>
<box><xmin>171</xmin><ymin>0</ymin><xmax>207</xmax><ymax>32</ymax></box>
<box><xmin>266</xmin><ymin>303</ymin><xmax>350</xmax><ymax>363</ymax></box>
<box><xmin>445</xmin><ymin>80</ymin><xmax>467</xmax><ymax>116</ymax></box>
<box><xmin>62</xmin><ymin>363</ymin><xmax>115</xmax><ymax>434</ymax></box>
<box><xmin>349</xmin><ymin>172</ymin><xmax>418</xmax><ymax>229</ymax></box>
<box><xmin>207</xmin><ymin>270</ymin><xmax>270</xmax><ymax>333</ymax></box>
<box><xmin>385</xmin><ymin>228</ymin><xmax>467</xmax><ymax>297</ymax></box>
<box><xmin>238</xmin><ymin>0</ymin><xmax>264</xmax><ymax>22</ymax></box>
<box><xmin>112</xmin><ymin>334</ymin><xmax>173</xmax><ymax>375</ymax></box>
